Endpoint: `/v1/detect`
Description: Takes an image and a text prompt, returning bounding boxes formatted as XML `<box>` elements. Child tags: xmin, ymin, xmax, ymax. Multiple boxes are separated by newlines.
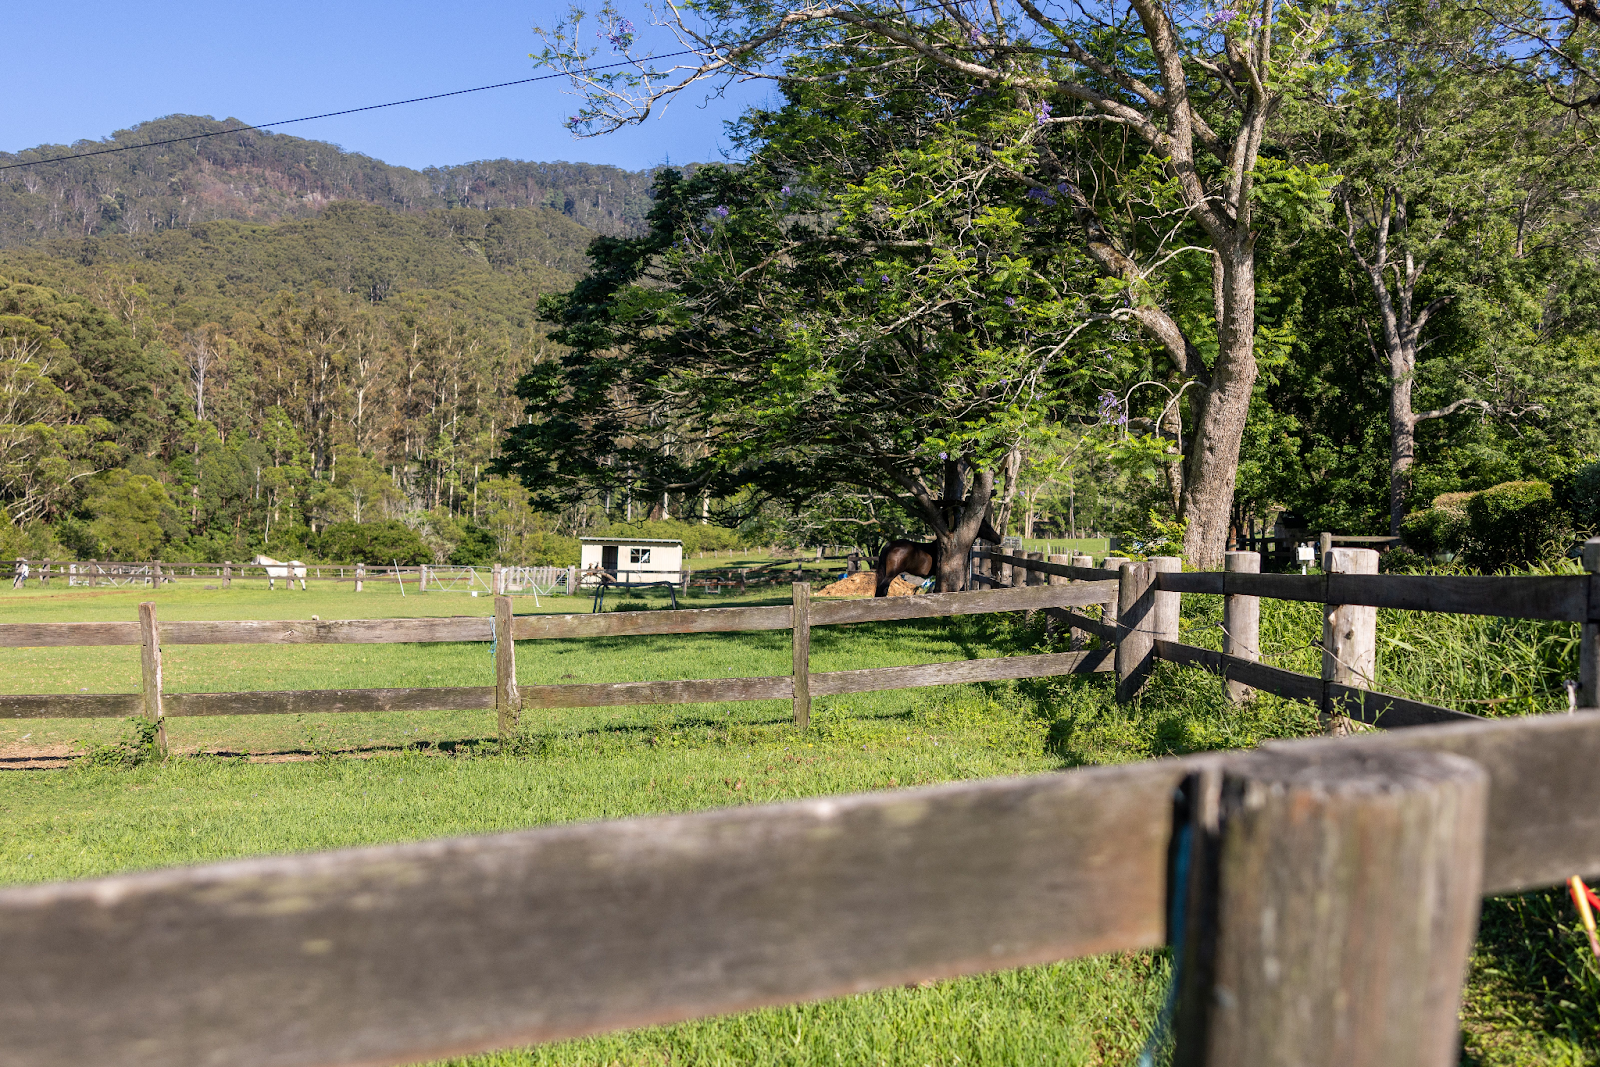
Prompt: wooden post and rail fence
<box><xmin>0</xmin><ymin>558</ymin><xmax>588</xmax><ymax>595</ymax></box>
<box><xmin>5</xmin><ymin>547</ymin><xmax>1600</xmax><ymax>1065</ymax></box>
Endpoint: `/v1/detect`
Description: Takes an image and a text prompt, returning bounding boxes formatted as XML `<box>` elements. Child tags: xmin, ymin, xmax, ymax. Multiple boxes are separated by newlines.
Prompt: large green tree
<box><xmin>1288</xmin><ymin>0</ymin><xmax>1599</xmax><ymax>532</ymax></box>
<box><xmin>502</xmin><ymin>45</ymin><xmax>1116</xmax><ymax>588</ymax></box>
<box><xmin>537</xmin><ymin>0</ymin><xmax>1341</xmax><ymax>566</ymax></box>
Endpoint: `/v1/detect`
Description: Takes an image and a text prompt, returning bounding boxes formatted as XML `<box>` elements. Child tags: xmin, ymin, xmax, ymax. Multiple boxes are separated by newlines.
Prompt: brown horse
<box><xmin>874</xmin><ymin>520</ymin><xmax>1003</xmax><ymax>597</ymax></box>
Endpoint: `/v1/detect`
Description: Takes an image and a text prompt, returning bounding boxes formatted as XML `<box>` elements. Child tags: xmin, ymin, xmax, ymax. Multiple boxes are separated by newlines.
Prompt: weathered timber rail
<box><xmin>0</xmin><ymin>582</ymin><xmax>1118</xmax><ymax>738</ymax></box>
<box><xmin>974</xmin><ymin>543</ymin><xmax>1600</xmax><ymax>728</ymax></box>
<box><xmin>3</xmin><ymin>708</ymin><xmax>1596</xmax><ymax>1067</ymax></box>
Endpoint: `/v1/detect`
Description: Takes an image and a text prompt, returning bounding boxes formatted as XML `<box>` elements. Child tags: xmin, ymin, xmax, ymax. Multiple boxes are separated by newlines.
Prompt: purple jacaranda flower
<box><xmin>1036</xmin><ymin>101</ymin><xmax>1052</xmax><ymax>125</ymax></box>
<box><xmin>599</xmin><ymin>18</ymin><xmax>636</xmax><ymax>49</ymax></box>
<box><xmin>714</xmin><ymin>205</ymin><xmax>730</xmax><ymax>218</ymax></box>
<box><xmin>781</xmin><ymin>185</ymin><xmax>792</xmax><ymax>195</ymax></box>
<box><xmin>880</xmin><ymin>274</ymin><xmax>890</xmax><ymax>283</ymax></box>
<box><xmin>1057</xmin><ymin>182</ymin><xmax>1070</xmax><ymax>193</ymax></box>
<box><xmin>940</xmin><ymin>451</ymin><xmax>948</xmax><ymax>459</ymax></box>
<box><xmin>1004</xmin><ymin>297</ymin><xmax>1016</xmax><ymax>307</ymax></box>
<box><xmin>856</xmin><ymin>277</ymin><xmax>865</xmax><ymax>284</ymax></box>
<box><xmin>1098</xmin><ymin>390</ymin><xmax>1129</xmax><ymax>427</ymax></box>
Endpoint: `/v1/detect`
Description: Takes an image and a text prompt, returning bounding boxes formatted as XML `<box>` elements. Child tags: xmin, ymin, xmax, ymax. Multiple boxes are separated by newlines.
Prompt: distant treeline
<box><xmin>0</xmin><ymin>115</ymin><xmax>669</xmax><ymax>246</ymax></box>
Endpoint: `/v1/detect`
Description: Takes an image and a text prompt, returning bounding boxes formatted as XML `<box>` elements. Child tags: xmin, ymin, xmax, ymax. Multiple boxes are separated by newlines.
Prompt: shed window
<box><xmin>629</xmin><ymin>548</ymin><xmax>652</xmax><ymax>564</ymax></box>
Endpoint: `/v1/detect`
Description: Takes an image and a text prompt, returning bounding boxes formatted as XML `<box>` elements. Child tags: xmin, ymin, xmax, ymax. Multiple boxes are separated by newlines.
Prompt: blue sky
<box><xmin>0</xmin><ymin>1</ymin><xmax>769</xmax><ymax>171</ymax></box>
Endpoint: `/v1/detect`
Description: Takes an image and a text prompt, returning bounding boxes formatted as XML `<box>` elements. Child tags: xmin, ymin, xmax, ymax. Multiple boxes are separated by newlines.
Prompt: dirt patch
<box><xmin>0</xmin><ymin>740</ymin><xmax>78</xmax><ymax>770</ymax></box>
<box><xmin>816</xmin><ymin>571</ymin><xmax>925</xmax><ymax>597</ymax></box>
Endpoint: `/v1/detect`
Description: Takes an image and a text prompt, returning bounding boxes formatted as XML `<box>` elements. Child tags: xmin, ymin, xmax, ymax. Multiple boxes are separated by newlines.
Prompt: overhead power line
<box><xmin>0</xmin><ymin>51</ymin><xmax>699</xmax><ymax>172</ymax></box>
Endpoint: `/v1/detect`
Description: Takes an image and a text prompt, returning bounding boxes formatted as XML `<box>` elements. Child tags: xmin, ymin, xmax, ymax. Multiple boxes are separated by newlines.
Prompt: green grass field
<box><xmin>0</xmin><ymin>578</ymin><xmax>1595</xmax><ymax>1065</ymax></box>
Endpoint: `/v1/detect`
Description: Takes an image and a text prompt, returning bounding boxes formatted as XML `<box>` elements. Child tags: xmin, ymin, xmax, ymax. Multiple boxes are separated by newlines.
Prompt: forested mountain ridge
<box><xmin>0</xmin><ymin>192</ymin><xmax>611</xmax><ymax>565</ymax></box>
<box><xmin>0</xmin><ymin>201</ymin><xmax>596</xmax><ymax>324</ymax></box>
<box><xmin>0</xmin><ymin>114</ymin><xmax>661</xmax><ymax>245</ymax></box>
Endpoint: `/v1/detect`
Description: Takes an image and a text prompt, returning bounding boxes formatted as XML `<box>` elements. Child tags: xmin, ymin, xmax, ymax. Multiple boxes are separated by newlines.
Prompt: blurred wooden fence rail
<box><xmin>3</xmin><ymin>703</ymin><xmax>1597</xmax><ymax>1067</ymax></box>
<box><xmin>0</xmin><ymin>582</ymin><xmax>1118</xmax><ymax>740</ymax></box>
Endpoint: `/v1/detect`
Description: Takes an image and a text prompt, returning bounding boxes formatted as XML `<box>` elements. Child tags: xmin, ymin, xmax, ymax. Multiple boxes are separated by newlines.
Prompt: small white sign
<box><xmin>1295</xmin><ymin>544</ymin><xmax>1316</xmax><ymax>563</ymax></box>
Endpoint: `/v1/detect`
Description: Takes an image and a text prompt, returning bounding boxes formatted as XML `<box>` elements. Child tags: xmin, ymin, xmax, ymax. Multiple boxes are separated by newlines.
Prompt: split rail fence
<box><xmin>1</xmin><ymin>558</ymin><xmax>582</xmax><ymax>595</ymax></box>
<box><xmin>0</xmin><ymin>581</ymin><xmax>1118</xmax><ymax>742</ymax></box>
<box><xmin>973</xmin><ymin>541</ymin><xmax>1600</xmax><ymax>728</ymax></box>
<box><xmin>6</xmin><ymin>548</ymin><xmax>1600</xmax><ymax>1066</ymax></box>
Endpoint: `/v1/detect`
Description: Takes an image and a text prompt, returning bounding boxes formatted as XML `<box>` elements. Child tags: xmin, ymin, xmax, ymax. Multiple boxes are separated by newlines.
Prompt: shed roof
<box><xmin>579</xmin><ymin>537</ymin><xmax>684</xmax><ymax>545</ymax></box>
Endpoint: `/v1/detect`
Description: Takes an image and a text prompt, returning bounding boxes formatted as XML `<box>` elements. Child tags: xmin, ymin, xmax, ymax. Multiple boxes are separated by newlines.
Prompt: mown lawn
<box><xmin>0</xmin><ymin>579</ymin><xmax>1595</xmax><ymax>1065</ymax></box>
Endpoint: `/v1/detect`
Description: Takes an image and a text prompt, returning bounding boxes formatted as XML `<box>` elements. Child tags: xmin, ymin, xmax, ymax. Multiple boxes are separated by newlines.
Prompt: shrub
<box><xmin>84</xmin><ymin>471</ymin><xmax>181</xmax><ymax>560</ymax></box>
<box><xmin>1379</xmin><ymin>546</ymin><xmax>1430</xmax><ymax>574</ymax></box>
<box><xmin>315</xmin><ymin>520</ymin><xmax>430</xmax><ymax>565</ymax></box>
<box><xmin>1566</xmin><ymin>459</ymin><xmax>1600</xmax><ymax>532</ymax></box>
<box><xmin>447</xmin><ymin>524</ymin><xmax>496</xmax><ymax>565</ymax></box>
<box><xmin>1401</xmin><ymin>491</ymin><xmax>1475</xmax><ymax>560</ymax></box>
<box><xmin>1463</xmin><ymin>481</ymin><xmax>1563</xmax><ymax>571</ymax></box>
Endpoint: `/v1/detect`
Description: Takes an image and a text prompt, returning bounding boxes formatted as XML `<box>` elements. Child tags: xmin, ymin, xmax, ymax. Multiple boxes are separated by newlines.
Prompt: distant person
<box><xmin>11</xmin><ymin>558</ymin><xmax>27</xmax><ymax>589</ymax></box>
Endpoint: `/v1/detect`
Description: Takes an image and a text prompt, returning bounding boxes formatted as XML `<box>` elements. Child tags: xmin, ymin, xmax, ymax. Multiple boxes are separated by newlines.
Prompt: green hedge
<box><xmin>1464</xmin><ymin>481</ymin><xmax>1561</xmax><ymax>570</ymax></box>
<box><xmin>1402</xmin><ymin>481</ymin><xmax>1565</xmax><ymax>570</ymax></box>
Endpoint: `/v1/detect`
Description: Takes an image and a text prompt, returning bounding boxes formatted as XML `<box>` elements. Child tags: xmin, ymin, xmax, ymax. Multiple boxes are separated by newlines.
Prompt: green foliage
<box><xmin>507</xmin><ymin>43</ymin><xmax>1119</xmax><ymax>582</ymax></box>
<box><xmin>82</xmin><ymin>717</ymin><xmax>162</xmax><ymax>769</ymax></box>
<box><xmin>314</xmin><ymin>520</ymin><xmax>431</xmax><ymax>565</ymax></box>
<box><xmin>84</xmin><ymin>470</ymin><xmax>180</xmax><ymax>560</ymax></box>
<box><xmin>1564</xmin><ymin>457</ymin><xmax>1600</xmax><ymax>533</ymax></box>
<box><xmin>1464</xmin><ymin>481</ymin><xmax>1564</xmax><ymax>571</ymax></box>
<box><xmin>0</xmin><ymin>506</ymin><xmax>25</xmax><ymax>559</ymax></box>
<box><xmin>1402</xmin><ymin>493</ymin><xmax>1474</xmax><ymax>560</ymax></box>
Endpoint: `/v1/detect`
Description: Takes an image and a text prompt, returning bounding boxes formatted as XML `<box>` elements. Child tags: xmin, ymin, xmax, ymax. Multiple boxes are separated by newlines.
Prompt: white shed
<box><xmin>579</xmin><ymin>537</ymin><xmax>685</xmax><ymax>587</ymax></box>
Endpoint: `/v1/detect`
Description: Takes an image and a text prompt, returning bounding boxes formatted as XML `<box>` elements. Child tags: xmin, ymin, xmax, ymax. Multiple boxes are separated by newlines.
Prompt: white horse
<box><xmin>252</xmin><ymin>554</ymin><xmax>307</xmax><ymax>591</ymax></box>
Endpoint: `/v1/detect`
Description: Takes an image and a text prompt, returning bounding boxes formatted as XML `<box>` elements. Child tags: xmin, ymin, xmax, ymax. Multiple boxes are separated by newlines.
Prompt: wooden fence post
<box><xmin>1319</xmin><ymin>530</ymin><xmax>1334</xmax><ymax>567</ymax></box>
<box><xmin>419</xmin><ymin>564</ymin><xmax>429</xmax><ymax>594</ymax></box>
<box><xmin>1102</xmin><ymin>556</ymin><xmax>1130</xmax><ymax>634</ymax></box>
<box><xmin>138</xmin><ymin>601</ymin><xmax>168</xmax><ymax>756</ymax></box>
<box><xmin>1579</xmin><ymin>539</ymin><xmax>1600</xmax><ymax>707</ymax></box>
<box><xmin>792</xmin><ymin>581</ymin><xmax>812</xmax><ymax>728</ymax></box>
<box><xmin>1152</xmin><ymin>556</ymin><xmax>1181</xmax><ymax>643</ymax></box>
<box><xmin>354</xmin><ymin>563</ymin><xmax>364</xmax><ymax>593</ymax></box>
<box><xmin>1025</xmin><ymin>551</ymin><xmax>1045</xmax><ymax>587</ymax></box>
<box><xmin>1322</xmin><ymin>547</ymin><xmax>1379</xmax><ymax>732</ymax></box>
<box><xmin>491</xmin><ymin>563</ymin><xmax>503</xmax><ymax>596</ymax></box>
<box><xmin>1223</xmin><ymin>551</ymin><xmax>1261</xmax><ymax>703</ymax></box>
<box><xmin>567</xmin><ymin>565</ymin><xmax>578</xmax><ymax>595</ymax></box>
<box><xmin>1116</xmin><ymin>561</ymin><xmax>1156</xmax><ymax>701</ymax></box>
<box><xmin>152</xmin><ymin>560</ymin><xmax>162</xmax><ymax>588</ymax></box>
<box><xmin>1115</xmin><ymin>557</ymin><xmax>1180</xmax><ymax>702</ymax></box>
<box><xmin>494</xmin><ymin>595</ymin><xmax>519</xmax><ymax>739</ymax></box>
<box><xmin>222</xmin><ymin>561</ymin><xmax>231</xmax><ymax>589</ymax></box>
<box><xmin>1171</xmin><ymin>746</ymin><xmax>1486</xmax><ymax>1067</ymax></box>
<box><xmin>87</xmin><ymin>559</ymin><xmax>96</xmax><ymax>588</ymax></box>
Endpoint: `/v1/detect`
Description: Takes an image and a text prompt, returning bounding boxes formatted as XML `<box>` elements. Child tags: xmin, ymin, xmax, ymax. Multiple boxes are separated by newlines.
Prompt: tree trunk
<box><xmin>1390</xmin><ymin>350</ymin><xmax>1419</xmax><ymax>536</ymax></box>
<box><xmin>1181</xmin><ymin>244</ymin><xmax>1259</xmax><ymax>570</ymax></box>
<box><xmin>900</xmin><ymin>464</ymin><xmax>996</xmax><ymax>594</ymax></box>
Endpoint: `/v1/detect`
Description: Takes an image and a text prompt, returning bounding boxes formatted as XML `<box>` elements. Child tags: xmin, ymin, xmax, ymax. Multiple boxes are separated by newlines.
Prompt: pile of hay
<box><xmin>815</xmin><ymin>571</ymin><xmax>923</xmax><ymax>597</ymax></box>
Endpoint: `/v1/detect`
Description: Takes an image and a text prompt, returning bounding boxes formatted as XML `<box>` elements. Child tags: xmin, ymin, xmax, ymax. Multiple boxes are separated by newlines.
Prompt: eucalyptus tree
<box><xmin>535</xmin><ymin>0</ymin><xmax>1342</xmax><ymax>566</ymax></box>
<box><xmin>501</xmin><ymin>44</ymin><xmax>1115</xmax><ymax>589</ymax></box>
<box><xmin>1288</xmin><ymin>0</ymin><xmax>1598</xmax><ymax>531</ymax></box>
